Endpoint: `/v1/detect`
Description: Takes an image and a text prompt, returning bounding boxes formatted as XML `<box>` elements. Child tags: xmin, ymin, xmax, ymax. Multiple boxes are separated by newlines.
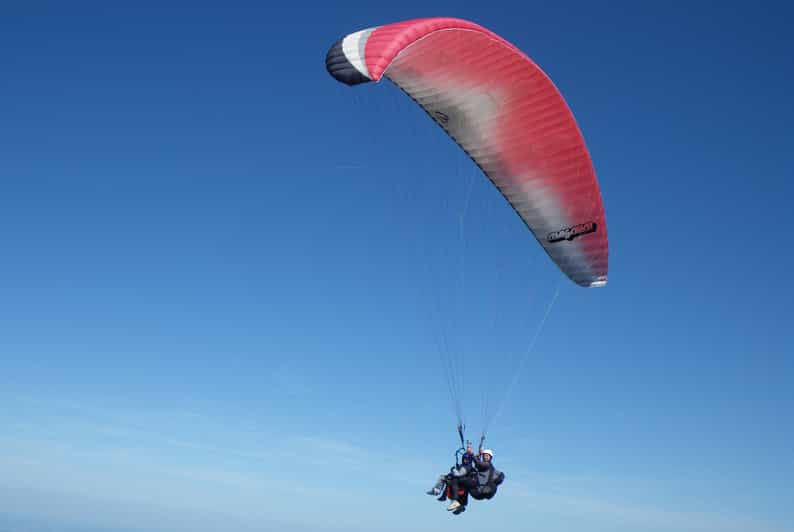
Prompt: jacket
<box><xmin>470</xmin><ymin>457</ymin><xmax>505</xmax><ymax>499</ymax></box>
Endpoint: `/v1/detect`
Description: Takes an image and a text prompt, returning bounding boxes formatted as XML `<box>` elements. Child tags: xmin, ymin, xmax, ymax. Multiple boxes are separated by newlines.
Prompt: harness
<box><xmin>476</xmin><ymin>463</ymin><xmax>494</xmax><ymax>486</ymax></box>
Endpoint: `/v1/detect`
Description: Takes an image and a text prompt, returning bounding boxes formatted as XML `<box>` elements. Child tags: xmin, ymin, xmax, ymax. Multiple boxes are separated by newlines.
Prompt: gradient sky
<box><xmin>2</xmin><ymin>2</ymin><xmax>793</xmax><ymax>531</ymax></box>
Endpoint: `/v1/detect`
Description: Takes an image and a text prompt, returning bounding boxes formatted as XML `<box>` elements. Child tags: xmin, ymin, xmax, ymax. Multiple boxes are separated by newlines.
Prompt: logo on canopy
<box><xmin>547</xmin><ymin>222</ymin><xmax>597</xmax><ymax>243</ymax></box>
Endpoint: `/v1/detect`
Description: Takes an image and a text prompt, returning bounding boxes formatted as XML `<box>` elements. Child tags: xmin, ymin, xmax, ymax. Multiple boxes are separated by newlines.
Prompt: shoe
<box><xmin>453</xmin><ymin>506</ymin><xmax>466</xmax><ymax>515</ymax></box>
<box><xmin>437</xmin><ymin>493</ymin><xmax>447</xmax><ymax>501</ymax></box>
<box><xmin>446</xmin><ymin>501</ymin><xmax>461</xmax><ymax>511</ymax></box>
<box><xmin>426</xmin><ymin>488</ymin><xmax>441</xmax><ymax>496</ymax></box>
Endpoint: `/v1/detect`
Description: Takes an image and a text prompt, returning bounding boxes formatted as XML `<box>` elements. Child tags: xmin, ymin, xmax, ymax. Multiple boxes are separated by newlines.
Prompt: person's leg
<box><xmin>446</xmin><ymin>476</ymin><xmax>465</xmax><ymax>510</ymax></box>
<box><xmin>426</xmin><ymin>474</ymin><xmax>446</xmax><ymax>496</ymax></box>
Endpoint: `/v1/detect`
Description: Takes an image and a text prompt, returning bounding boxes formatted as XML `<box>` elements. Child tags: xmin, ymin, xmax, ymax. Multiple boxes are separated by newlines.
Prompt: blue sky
<box><xmin>1</xmin><ymin>1</ymin><xmax>793</xmax><ymax>531</ymax></box>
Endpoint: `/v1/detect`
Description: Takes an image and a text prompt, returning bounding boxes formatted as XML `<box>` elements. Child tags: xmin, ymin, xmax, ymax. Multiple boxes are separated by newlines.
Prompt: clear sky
<box><xmin>1</xmin><ymin>2</ymin><xmax>793</xmax><ymax>531</ymax></box>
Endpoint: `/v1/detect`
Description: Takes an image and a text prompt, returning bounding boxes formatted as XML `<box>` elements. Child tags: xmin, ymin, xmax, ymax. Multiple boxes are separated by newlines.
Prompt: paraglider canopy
<box><xmin>326</xmin><ymin>17</ymin><xmax>608</xmax><ymax>287</ymax></box>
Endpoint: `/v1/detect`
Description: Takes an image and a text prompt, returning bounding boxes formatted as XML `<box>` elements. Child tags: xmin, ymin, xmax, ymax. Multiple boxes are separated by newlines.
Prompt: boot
<box><xmin>426</xmin><ymin>478</ymin><xmax>445</xmax><ymax>496</ymax></box>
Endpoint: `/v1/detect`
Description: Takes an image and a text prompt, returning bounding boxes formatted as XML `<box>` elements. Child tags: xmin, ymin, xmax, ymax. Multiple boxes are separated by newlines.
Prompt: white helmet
<box><xmin>481</xmin><ymin>449</ymin><xmax>494</xmax><ymax>458</ymax></box>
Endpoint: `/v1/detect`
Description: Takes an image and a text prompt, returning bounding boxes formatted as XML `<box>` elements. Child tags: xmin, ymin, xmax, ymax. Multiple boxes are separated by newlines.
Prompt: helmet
<box><xmin>481</xmin><ymin>449</ymin><xmax>494</xmax><ymax>458</ymax></box>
